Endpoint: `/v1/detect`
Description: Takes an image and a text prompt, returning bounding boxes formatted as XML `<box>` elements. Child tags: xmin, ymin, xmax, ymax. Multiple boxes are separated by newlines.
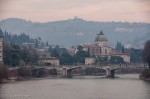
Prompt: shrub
<box><xmin>141</xmin><ymin>69</ymin><xmax>150</xmax><ymax>78</ymax></box>
<box><xmin>0</xmin><ymin>67</ymin><xmax>8</xmax><ymax>82</ymax></box>
<box><xmin>18</xmin><ymin>66</ymin><xmax>32</xmax><ymax>77</ymax></box>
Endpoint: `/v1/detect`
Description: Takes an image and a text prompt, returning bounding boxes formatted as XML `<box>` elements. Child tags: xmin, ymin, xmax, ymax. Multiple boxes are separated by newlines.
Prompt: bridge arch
<box><xmin>63</xmin><ymin>66</ymin><xmax>107</xmax><ymax>77</ymax></box>
<box><xmin>85</xmin><ymin>67</ymin><xmax>106</xmax><ymax>75</ymax></box>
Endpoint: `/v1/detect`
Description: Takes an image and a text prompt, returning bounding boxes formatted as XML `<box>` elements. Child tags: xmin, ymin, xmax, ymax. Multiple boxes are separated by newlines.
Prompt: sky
<box><xmin>0</xmin><ymin>0</ymin><xmax>150</xmax><ymax>23</ymax></box>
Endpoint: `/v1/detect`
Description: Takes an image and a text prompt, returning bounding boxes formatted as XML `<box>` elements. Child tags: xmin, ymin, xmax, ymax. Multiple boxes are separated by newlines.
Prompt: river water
<box><xmin>0</xmin><ymin>74</ymin><xmax>150</xmax><ymax>99</ymax></box>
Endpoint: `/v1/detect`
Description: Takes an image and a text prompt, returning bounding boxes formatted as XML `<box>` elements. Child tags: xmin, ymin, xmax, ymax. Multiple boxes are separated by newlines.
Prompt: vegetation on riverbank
<box><xmin>140</xmin><ymin>40</ymin><xmax>150</xmax><ymax>81</ymax></box>
<box><xmin>0</xmin><ymin>66</ymin><xmax>58</xmax><ymax>83</ymax></box>
<box><xmin>0</xmin><ymin>67</ymin><xmax>8</xmax><ymax>82</ymax></box>
<box><xmin>140</xmin><ymin>69</ymin><xmax>150</xmax><ymax>81</ymax></box>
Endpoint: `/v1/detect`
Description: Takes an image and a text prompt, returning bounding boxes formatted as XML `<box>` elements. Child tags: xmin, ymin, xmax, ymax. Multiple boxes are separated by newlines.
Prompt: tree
<box><xmin>143</xmin><ymin>40</ymin><xmax>150</xmax><ymax>68</ymax></box>
<box><xmin>9</xmin><ymin>45</ymin><xmax>21</xmax><ymax>67</ymax></box>
<box><xmin>73</xmin><ymin>46</ymin><xmax>90</xmax><ymax>64</ymax></box>
<box><xmin>77</xmin><ymin>45</ymin><xmax>83</xmax><ymax>51</ymax></box>
<box><xmin>109</xmin><ymin>56</ymin><xmax>125</xmax><ymax>64</ymax></box>
<box><xmin>51</xmin><ymin>49</ymin><xmax>59</xmax><ymax>57</ymax></box>
<box><xmin>130</xmin><ymin>48</ymin><xmax>142</xmax><ymax>63</ymax></box>
<box><xmin>96</xmin><ymin>56</ymin><xmax>109</xmax><ymax>65</ymax></box>
<box><xmin>0</xmin><ymin>28</ymin><xmax>4</xmax><ymax>36</ymax></box>
<box><xmin>34</xmin><ymin>39</ymin><xmax>39</xmax><ymax>48</ymax></box>
<box><xmin>59</xmin><ymin>53</ymin><xmax>73</xmax><ymax>65</ymax></box>
<box><xmin>46</xmin><ymin>41</ymin><xmax>49</xmax><ymax>46</ymax></box>
<box><xmin>28</xmin><ymin>49</ymin><xmax>39</xmax><ymax>65</ymax></box>
<box><xmin>115</xmin><ymin>41</ymin><xmax>123</xmax><ymax>52</ymax></box>
<box><xmin>3</xmin><ymin>43</ymin><xmax>12</xmax><ymax>66</ymax></box>
<box><xmin>3</xmin><ymin>43</ymin><xmax>39</xmax><ymax>66</ymax></box>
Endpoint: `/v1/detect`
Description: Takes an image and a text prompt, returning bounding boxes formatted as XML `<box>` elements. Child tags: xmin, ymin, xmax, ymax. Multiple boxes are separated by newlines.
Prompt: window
<box><xmin>105</xmin><ymin>49</ymin><xmax>107</xmax><ymax>54</ymax></box>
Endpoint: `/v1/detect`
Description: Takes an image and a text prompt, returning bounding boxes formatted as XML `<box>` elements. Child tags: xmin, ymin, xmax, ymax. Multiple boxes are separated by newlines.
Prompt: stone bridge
<box><xmin>32</xmin><ymin>64</ymin><xmax>148</xmax><ymax>78</ymax></box>
<box><xmin>61</xmin><ymin>64</ymin><xmax>148</xmax><ymax>78</ymax></box>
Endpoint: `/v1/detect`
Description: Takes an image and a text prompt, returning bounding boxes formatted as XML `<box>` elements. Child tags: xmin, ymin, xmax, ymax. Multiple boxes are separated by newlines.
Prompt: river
<box><xmin>0</xmin><ymin>74</ymin><xmax>150</xmax><ymax>99</ymax></box>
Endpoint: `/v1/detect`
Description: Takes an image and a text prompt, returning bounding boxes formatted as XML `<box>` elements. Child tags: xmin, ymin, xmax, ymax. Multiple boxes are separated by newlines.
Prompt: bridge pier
<box><xmin>106</xmin><ymin>68</ymin><xmax>115</xmax><ymax>78</ymax></box>
<box><xmin>67</xmin><ymin>70</ymin><xmax>72</xmax><ymax>78</ymax></box>
<box><xmin>110</xmin><ymin>70</ymin><xmax>115</xmax><ymax>78</ymax></box>
<box><xmin>32</xmin><ymin>69</ymin><xmax>40</xmax><ymax>77</ymax></box>
<box><xmin>62</xmin><ymin>68</ymin><xmax>73</xmax><ymax>77</ymax></box>
<box><xmin>106</xmin><ymin>68</ymin><xmax>110</xmax><ymax>78</ymax></box>
<box><xmin>62</xmin><ymin>68</ymin><xmax>67</xmax><ymax>77</ymax></box>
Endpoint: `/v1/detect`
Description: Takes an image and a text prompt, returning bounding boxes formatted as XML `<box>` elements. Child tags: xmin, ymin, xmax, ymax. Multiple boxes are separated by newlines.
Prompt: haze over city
<box><xmin>0</xmin><ymin>0</ymin><xmax>150</xmax><ymax>99</ymax></box>
<box><xmin>0</xmin><ymin>0</ymin><xmax>150</xmax><ymax>23</ymax></box>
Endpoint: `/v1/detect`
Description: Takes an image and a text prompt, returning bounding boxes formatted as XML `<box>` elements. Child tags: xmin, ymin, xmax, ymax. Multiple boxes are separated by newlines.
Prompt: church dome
<box><xmin>95</xmin><ymin>31</ymin><xmax>108</xmax><ymax>42</ymax></box>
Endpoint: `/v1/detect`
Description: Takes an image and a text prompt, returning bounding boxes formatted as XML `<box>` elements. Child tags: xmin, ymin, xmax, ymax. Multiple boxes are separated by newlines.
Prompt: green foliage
<box><xmin>11</xmin><ymin>45</ymin><xmax>21</xmax><ymax>66</ymax></box>
<box><xmin>34</xmin><ymin>39</ymin><xmax>39</xmax><ymax>48</ymax></box>
<box><xmin>0</xmin><ymin>28</ymin><xmax>4</xmax><ymax>36</ymax></box>
<box><xmin>109</xmin><ymin>56</ymin><xmax>125</xmax><ymax>64</ymax></box>
<box><xmin>0</xmin><ymin>67</ymin><xmax>8</xmax><ymax>82</ymax></box>
<box><xmin>96</xmin><ymin>56</ymin><xmax>109</xmax><ymax>65</ymax></box>
<box><xmin>46</xmin><ymin>41</ymin><xmax>49</xmax><ymax>46</ymax></box>
<box><xmin>143</xmin><ymin>40</ymin><xmax>150</xmax><ymax>68</ymax></box>
<box><xmin>73</xmin><ymin>49</ymin><xmax>90</xmax><ymax>64</ymax></box>
<box><xmin>141</xmin><ymin>69</ymin><xmax>150</xmax><ymax>78</ymax></box>
<box><xmin>96</xmin><ymin>56</ymin><xmax>125</xmax><ymax>64</ymax></box>
<box><xmin>18</xmin><ymin>66</ymin><xmax>32</xmax><ymax>77</ymax></box>
<box><xmin>130</xmin><ymin>48</ymin><xmax>142</xmax><ymax>63</ymax></box>
<box><xmin>21</xmin><ymin>50</ymin><xmax>30</xmax><ymax>63</ymax></box>
<box><xmin>76</xmin><ymin>50</ymin><xmax>89</xmax><ymax>57</ymax></box>
<box><xmin>49</xmin><ymin>46</ymin><xmax>68</xmax><ymax>58</ymax></box>
<box><xmin>77</xmin><ymin>45</ymin><xmax>83</xmax><ymax>51</ymax></box>
<box><xmin>59</xmin><ymin>53</ymin><xmax>73</xmax><ymax>65</ymax></box>
<box><xmin>4</xmin><ymin>44</ymin><xmax>21</xmax><ymax>67</ymax></box>
<box><xmin>115</xmin><ymin>41</ymin><xmax>123</xmax><ymax>52</ymax></box>
<box><xmin>73</xmin><ymin>55</ymin><xmax>85</xmax><ymax>64</ymax></box>
<box><xmin>50</xmin><ymin>49</ymin><xmax>60</xmax><ymax>57</ymax></box>
<box><xmin>50</xmin><ymin>45</ymin><xmax>90</xmax><ymax>65</ymax></box>
<box><xmin>4</xmin><ymin>32</ymin><xmax>30</xmax><ymax>44</ymax></box>
<box><xmin>4</xmin><ymin>43</ymin><xmax>38</xmax><ymax>67</ymax></box>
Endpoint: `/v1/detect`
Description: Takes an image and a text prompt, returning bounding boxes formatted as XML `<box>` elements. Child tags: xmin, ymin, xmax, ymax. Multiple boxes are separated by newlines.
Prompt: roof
<box><xmin>95</xmin><ymin>31</ymin><xmax>108</xmax><ymax>42</ymax></box>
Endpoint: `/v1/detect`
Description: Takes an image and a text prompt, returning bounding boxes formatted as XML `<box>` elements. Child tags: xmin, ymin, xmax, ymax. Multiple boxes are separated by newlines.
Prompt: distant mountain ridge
<box><xmin>0</xmin><ymin>17</ymin><xmax>150</xmax><ymax>47</ymax></box>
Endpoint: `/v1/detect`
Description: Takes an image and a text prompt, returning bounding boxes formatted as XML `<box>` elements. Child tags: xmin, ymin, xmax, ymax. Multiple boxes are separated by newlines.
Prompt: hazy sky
<box><xmin>0</xmin><ymin>0</ymin><xmax>150</xmax><ymax>22</ymax></box>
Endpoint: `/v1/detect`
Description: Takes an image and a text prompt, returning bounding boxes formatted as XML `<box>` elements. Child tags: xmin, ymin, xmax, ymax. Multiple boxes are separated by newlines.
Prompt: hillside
<box><xmin>0</xmin><ymin>17</ymin><xmax>150</xmax><ymax>47</ymax></box>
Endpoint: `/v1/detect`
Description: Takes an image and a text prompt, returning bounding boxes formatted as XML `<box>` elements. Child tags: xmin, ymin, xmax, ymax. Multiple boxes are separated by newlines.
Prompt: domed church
<box><xmin>83</xmin><ymin>31</ymin><xmax>112</xmax><ymax>56</ymax></box>
<box><xmin>82</xmin><ymin>31</ymin><xmax>130</xmax><ymax>64</ymax></box>
<box><xmin>95</xmin><ymin>30</ymin><xmax>108</xmax><ymax>46</ymax></box>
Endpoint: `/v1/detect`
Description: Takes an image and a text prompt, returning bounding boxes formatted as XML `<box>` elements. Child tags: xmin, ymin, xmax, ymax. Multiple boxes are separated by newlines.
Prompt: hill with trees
<box><xmin>0</xmin><ymin>17</ymin><xmax>150</xmax><ymax>47</ymax></box>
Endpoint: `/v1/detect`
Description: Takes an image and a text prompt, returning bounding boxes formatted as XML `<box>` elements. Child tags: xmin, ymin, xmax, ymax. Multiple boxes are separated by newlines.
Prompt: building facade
<box><xmin>36</xmin><ymin>48</ymin><xmax>60</xmax><ymax>66</ymax></box>
<box><xmin>85</xmin><ymin>58</ymin><xmax>95</xmax><ymax>65</ymax></box>
<box><xmin>38</xmin><ymin>57</ymin><xmax>60</xmax><ymax>66</ymax></box>
<box><xmin>83</xmin><ymin>31</ymin><xmax>112</xmax><ymax>57</ymax></box>
<box><xmin>82</xmin><ymin>31</ymin><xmax>130</xmax><ymax>64</ymax></box>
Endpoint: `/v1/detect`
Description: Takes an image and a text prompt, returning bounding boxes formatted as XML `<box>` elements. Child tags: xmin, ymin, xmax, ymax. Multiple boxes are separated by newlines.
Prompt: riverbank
<box><xmin>0</xmin><ymin>66</ymin><xmax>59</xmax><ymax>84</ymax></box>
<box><xmin>140</xmin><ymin>69</ymin><xmax>150</xmax><ymax>81</ymax></box>
<box><xmin>0</xmin><ymin>75</ymin><xmax>62</xmax><ymax>84</ymax></box>
<box><xmin>140</xmin><ymin>77</ymin><xmax>150</xmax><ymax>81</ymax></box>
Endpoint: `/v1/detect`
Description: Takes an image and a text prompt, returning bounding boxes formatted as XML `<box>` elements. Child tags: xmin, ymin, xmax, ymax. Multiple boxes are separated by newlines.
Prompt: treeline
<box><xmin>49</xmin><ymin>45</ymin><xmax>90</xmax><ymax>65</ymax></box>
<box><xmin>50</xmin><ymin>45</ymin><xmax>126</xmax><ymax>65</ymax></box>
<box><xmin>0</xmin><ymin>29</ymin><xmax>30</xmax><ymax>44</ymax></box>
<box><xmin>115</xmin><ymin>41</ymin><xmax>143</xmax><ymax>63</ymax></box>
<box><xmin>4</xmin><ymin>32</ymin><xmax>30</xmax><ymax>44</ymax></box>
<box><xmin>0</xmin><ymin>29</ymin><xmax>38</xmax><ymax>67</ymax></box>
<box><xmin>4</xmin><ymin>43</ymin><xmax>38</xmax><ymax>67</ymax></box>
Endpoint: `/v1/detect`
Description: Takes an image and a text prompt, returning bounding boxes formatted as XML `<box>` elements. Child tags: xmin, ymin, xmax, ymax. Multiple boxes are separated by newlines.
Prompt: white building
<box><xmin>85</xmin><ymin>58</ymin><xmax>95</xmax><ymax>65</ymax></box>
